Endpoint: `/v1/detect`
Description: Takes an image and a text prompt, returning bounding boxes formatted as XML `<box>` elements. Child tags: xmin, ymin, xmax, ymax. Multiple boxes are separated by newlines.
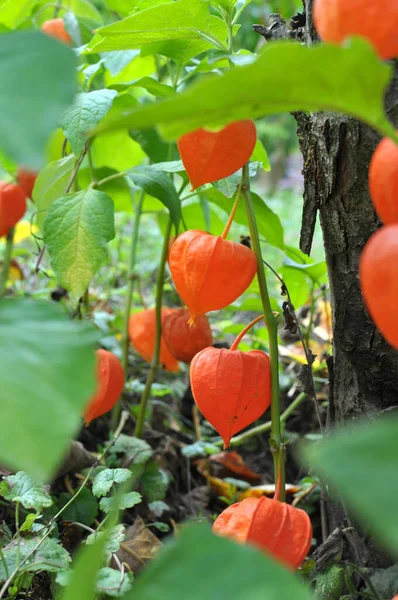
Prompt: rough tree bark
<box><xmin>296</xmin><ymin>0</ymin><xmax>398</xmax><ymax>567</ymax></box>
<box><xmin>256</xmin><ymin>0</ymin><xmax>398</xmax><ymax>568</ymax></box>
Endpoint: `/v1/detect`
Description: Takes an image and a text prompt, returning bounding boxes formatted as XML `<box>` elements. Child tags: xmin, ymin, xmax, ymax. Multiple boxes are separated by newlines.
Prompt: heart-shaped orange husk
<box><xmin>129</xmin><ymin>308</ymin><xmax>180</xmax><ymax>372</ymax></box>
<box><xmin>190</xmin><ymin>346</ymin><xmax>271</xmax><ymax>447</ymax></box>
<box><xmin>360</xmin><ymin>224</ymin><xmax>398</xmax><ymax>349</ymax></box>
<box><xmin>178</xmin><ymin>120</ymin><xmax>257</xmax><ymax>190</ymax></box>
<box><xmin>213</xmin><ymin>496</ymin><xmax>312</xmax><ymax>570</ymax></box>
<box><xmin>0</xmin><ymin>182</ymin><xmax>27</xmax><ymax>238</ymax></box>
<box><xmin>162</xmin><ymin>308</ymin><xmax>212</xmax><ymax>363</ymax></box>
<box><xmin>368</xmin><ymin>132</ymin><xmax>398</xmax><ymax>224</ymax></box>
<box><xmin>84</xmin><ymin>349</ymin><xmax>124</xmax><ymax>425</ymax></box>
<box><xmin>169</xmin><ymin>230</ymin><xmax>257</xmax><ymax>323</ymax></box>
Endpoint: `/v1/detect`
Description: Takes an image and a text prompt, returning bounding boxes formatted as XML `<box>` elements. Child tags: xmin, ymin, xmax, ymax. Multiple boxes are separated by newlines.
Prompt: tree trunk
<box><xmin>295</xmin><ymin>0</ymin><xmax>398</xmax><ymax>565</ymax></box>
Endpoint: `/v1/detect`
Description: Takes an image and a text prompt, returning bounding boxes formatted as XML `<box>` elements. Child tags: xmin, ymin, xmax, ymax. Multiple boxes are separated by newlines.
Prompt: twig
<box><xmin>263</xmin><ymin>259</ymin><xmax>324</xmax><ymax>433</ymax></box>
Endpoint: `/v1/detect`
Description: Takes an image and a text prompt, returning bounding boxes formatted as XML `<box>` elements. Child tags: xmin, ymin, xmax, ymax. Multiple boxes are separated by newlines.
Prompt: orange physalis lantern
<box><xmin>313</xmin><ymin>0</ymin><xmax>398</xmax><ymax>60</ymax></box>
<box><xmin>84</xmin><ymin>349</ymin><xmax>124</xmax><ymax>425</ymax></box>
<box><xmin>41</xmin><ymin>18</ymin><xmax>72</xmax><ymax>45</ymax></box>
<box><xmin>368</xmin><ymin>133</ymin><xmax>398</xmax><ymax>224</ymax></box>
<box><xmin>162</xmin><ymin>308</ymin><xmax>213</xmax><ymax>363</ymax></box>
<box><xmin>190</xmin><ymin>316</ymin><xmax>271</xmax><ymax>447</ymax></box>
<box><xmin>17</xmin><ymin>168</ymin><xmax>38</xmax><ymax>200</ymax></box>
<box><xmin>178</xmin><ymin>120</ymin><xmax>257</xmax><ymax>190</ymax></box>
<box><xmin>129</xmin><ymin>308</ymin><xmax>180</xmax><ymax>372</ymax></box>
<box><xmin>213</xmin><ymin>495</ymin><xmax>312</xmax><ymax>570</ymax></box>
<box><xmin>169</xmin><ymin>230</ymin><xmax>257</xmax><ymax>324</ymax></box>
<box><xmin>0</xmin><ymin>182</ymin><xmax>27</xmax><ymax>238</ymax></box>
<box><xmin>359</xmin><ymin>224</ymin><xmax>398</xmax><ymax>349</ymax></box>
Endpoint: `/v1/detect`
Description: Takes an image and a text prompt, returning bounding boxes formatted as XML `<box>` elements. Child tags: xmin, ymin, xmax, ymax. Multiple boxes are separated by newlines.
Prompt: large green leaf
<box><xmin>33</xmin><ymin>155</ymin><xmax>75</xmax><ymax>233</ymax></box>
<box><xmin>85</xmin><ymin>0</ymin><xmax>227</xmax><ymax>54</ymax></box>
<box><xmin>303</xmin><ymin>416</ymin><xmax>398</xmax><ymax>555</ymax></box>
<box><xmin>0</xmin><ymin>31</ymin><xmax>76</xmax><ymax>167</ymax></box>
<box><xmin>0</xmin><ymin>472</ymin><xmax>53</xmax><ymax>511</ymax></box>
<box><xmin>0</xmin><ymin>298</ymin><xmax>98</xmax><ymax>480</ymax></box>
<box><xmin>44</xmin><ymin>189</ymin><xmax>115</xmax><ymax>300</ymax></box>
<box><xmin>0</xmin><ymin>0</ymin><xmax>37</xmax><ymax>28</ymax></box>
<box><xmin>61</xmin><ymin>90</ymin><xmax>117</xmax><ymax>156</ymax></box>
<box><xmin>96</xmin><ymin>39</ymin><xmax>396</xmax><ymax>141</ymax></box>
<box><xmin>128</xmin><ymin>166</ymin><xmax>181</xmax><ymax>229</ymax></box>
<box><xmin>127</xmin><ymin>524</ymin><xmax>314</xmax><ymax>599</ymax></box>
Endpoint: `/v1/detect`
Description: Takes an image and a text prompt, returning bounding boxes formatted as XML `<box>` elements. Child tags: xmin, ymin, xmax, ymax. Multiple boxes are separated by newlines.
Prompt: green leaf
<box><xmin>59</xmin><ymin>526</ymin><xmax>108</xmax><ymax>600</ymax></box>
<box><xmin>251</xmin><ymin>139</ymin><xmax>270</xmax><ymax>172</ymax></box>
<box><xmin>33</xmin><ymin>155</ymin><xmax>75</xmax><ymax>233</ymax></box>
<box><xmin>206</xmin><ymin>188</ymin><xmax>284</xmax><ymax>249</ymax></box>
<box><xmin>0</xmin><ymin>31</ymin><xmax>76</xmax><ymax>168</ymax></box>
<box><xmin>20</xmin><ymin>513</ymin><xmax>39</xmax><ymax>532</ymax></box>
<box><xmin>92</xmin><ymin>131</ymin><xmax>145</xmax><ymax>171</ymax></box>
<box><xmin>100</xmin><ymin>491</ymin><xmax>142</xmax><ymax>513</ymax></box>
<box><xmin>44</xmin><ymin>188</ymin><xmax>115</xmax><ymax>300</ymax></box>
<box><xmin>109</xmin><ymin>434</ymin><xmax>153</xmax><ymax>464</ymax></box>
<box><xmin>128</xmin><ymin>166</ymin><xmax>181</xmax><ymax>229</ymax></box>
<box><xmin>61</xmin><ymin>90</ymin><xmax>118</xmax><ymax>157</ymax></box>
<box><xmin>0</xmin><ymin>537</ymin><xmax>71</xmax><ymax>583</ymax></box>
<box><xmin>126</xmin><ymin>524</ymin><xmax>314</xmax><ymax>600</ymax></box>
<box><xmin>0</xmin><ymin>0</ymin><xmax>37</xmax><ymax>28</ymax></box>
<box><xmin>303</xmin><ymin>416</ymin><xmax>398</xmax><ymax>555</ymax></box>
<box><xmin>0</xmin><ymin>298</ymin><xmax>98</xmax><ymax>481</ymax></box>
<box><xmin>98</xmin><ymin>39</ymin><xmax>396</xmax><ymax>142</ymax></box>
<box><xmin>85</xmin><ymin>0</ymin><xmax>227</xmax><ymax>54</ymax></box>
<box><xmin>211</xmin><ymin>162</ymin><xmax>258</xmax><ymax>198</ymax></box>
<box><xmin>86</xmin><ymin>524</ymin><xmax>125</xmax><ymax>558</ymax></box>
<box><xmin>140</xmin><ymin>462</ymin><xmax>169</xmax><ymax>503</ymax></box>
<box><xmin>58</xmin><ymin>487</ymin><xmax>98</xmax><ymax>527</ymax></box>
<box><xmin>110</xmin><ymin>77</ymin><xmax>175</xmax><ymax>97</ymax></box>
<box><xmin>92</xmin><ymin>468</ymin><xmax>133</xmax><ymax>497</ymax></box>
<box><xmin>97</xmin><ymin>568</ymin><xmax>134</xmax><ymax>597</ymax></box>
<box><xmin>315</xmin><ymin>566</ymin><xmax>345</xmax><ymax>600</ymax></box>
<box><xmin>0</xmin><ymin>472</ymin><xmax>52</xmax><ymax>511</ymax></box>
<box><xmin>283</xmin><ymin>257</ymin><xmax>327</xmax><ymax>283</ymax></box>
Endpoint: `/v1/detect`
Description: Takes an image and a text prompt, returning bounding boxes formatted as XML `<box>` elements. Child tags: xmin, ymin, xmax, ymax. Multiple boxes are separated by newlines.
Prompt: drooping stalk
<box><xmin>112</xmin><ymin>191</ymin><xmax>145</xmax><ymax>428</ymax></box>
<box><xmin>221</xmin><ymin>188</ymin><xmax>241</xmax><ymax>240</ymax></box>
<box><xmin>230</xmin><ymin>314</ymin><xmax>264</xmax><ymax>350</ymax></box>
<box><xmin>0</xmin><ymin>228</ymin><xmax>15</xmax><ymax>299</ymax></box>
<box><xmin>134</xmin><ymin>218</ymin><xmax>173</xmax><ymax>438</ymax></box>
<box><xmin>241</xmin><ymin>163</ymin><xmax>285</xmax><ymax>500</ymax></box>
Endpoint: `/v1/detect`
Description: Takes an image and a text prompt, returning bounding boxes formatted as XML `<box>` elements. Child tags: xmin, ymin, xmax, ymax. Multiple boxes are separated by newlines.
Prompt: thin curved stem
<box><xmin>230</xmin><ymin>314</ymin><xmax>264</xmax><ymax>351</ymax></box>
<box><xmin>221</xmin><ymin>187</ymin><xmax>241</xmax><ymax>240</ymax></box>
<box><xmin>134</xmin><ymin>218</ymin><xmax>172</xmax><ymax>438</ymax></box>
<box><xmin>241</xmin><ymin>163</ymin><xmax>285</xmax><ymax>500</ymax></box>
<box><xmin>0</xmin><ymin>228</ymin><xmax>15</xmax><ymax>299</ymax></box>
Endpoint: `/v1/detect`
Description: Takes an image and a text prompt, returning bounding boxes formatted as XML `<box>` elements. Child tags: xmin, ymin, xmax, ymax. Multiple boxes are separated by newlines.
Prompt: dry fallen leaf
<box><xmin>114</xmin><ymin>516</ymin><xmax>161</xmax><ymax>574</ymax></box>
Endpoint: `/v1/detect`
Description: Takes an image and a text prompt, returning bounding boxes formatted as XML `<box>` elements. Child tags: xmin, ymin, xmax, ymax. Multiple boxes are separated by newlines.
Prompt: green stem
<box><xmin>0</xmin><ymin>228</ymin><xmax>15</xmax><ymax>299</ymax></box>
<box><xmin>112</xmin><ymin>191</ymin><xmax>144</xmax><ymax>428</ymax></box>
<box><xmin>134</xmin><ymin>218</ymin><xmax>172</xmax><ymax>438</ymax></box>
<box><xmin>215</xmin><ymin>392</ymin><xmax>307</xmax><ymax>448</ymax></box>
<box><xmin>241</xmin><ymin>163</ymin><xmax>285</xmax><ymax>500</ymax></box>
<box><xmin>15</xmin><ymin>502</ymin><xmax>20</xmax><ymax>569</ymax></box>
